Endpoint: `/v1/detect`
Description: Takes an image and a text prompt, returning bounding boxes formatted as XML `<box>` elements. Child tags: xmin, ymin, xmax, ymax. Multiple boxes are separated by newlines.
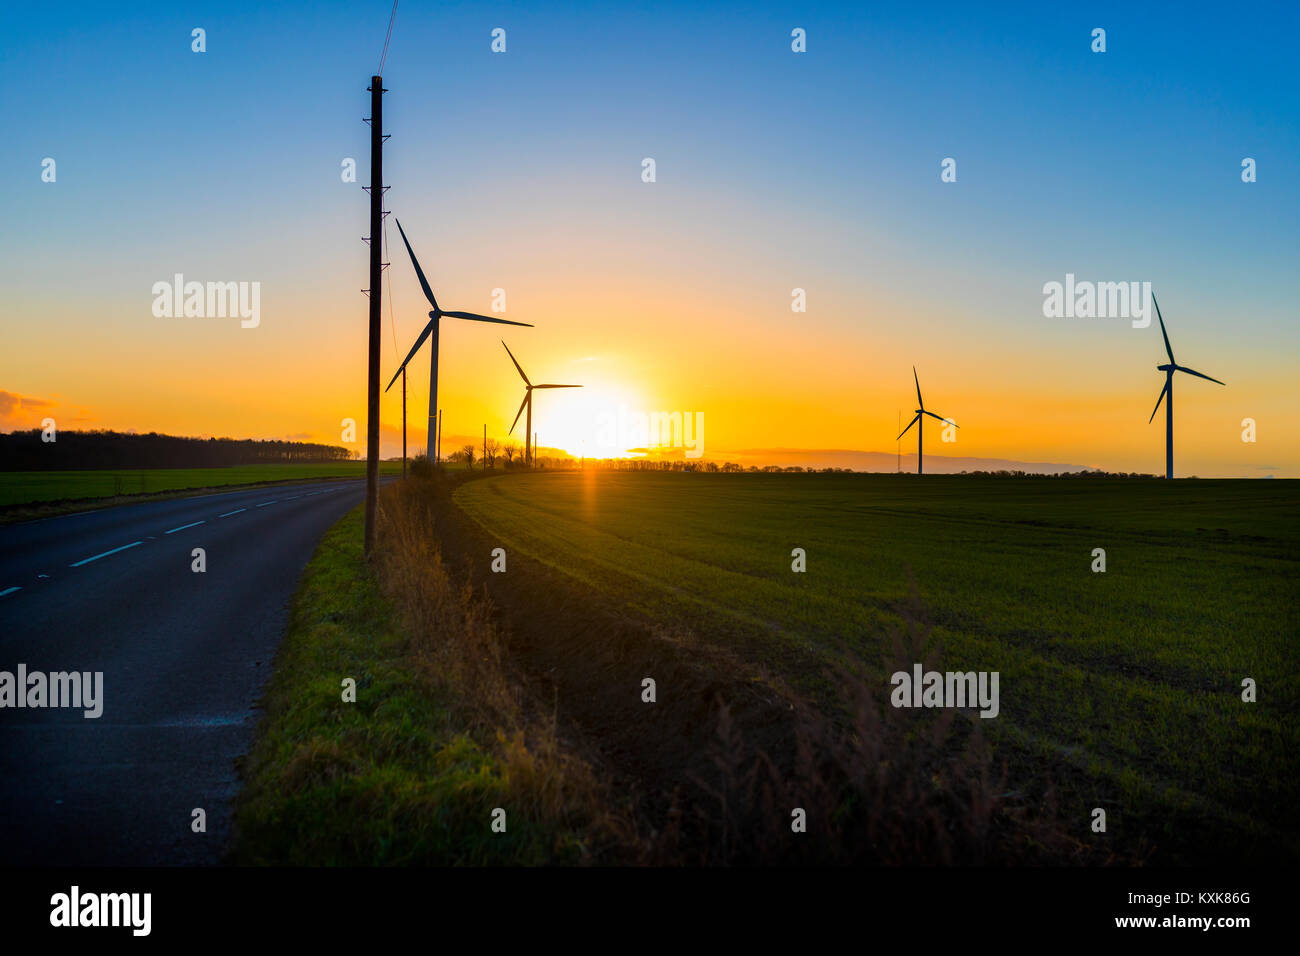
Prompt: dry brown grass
<box><xmin>374</xmin><ymin>478</ymin><xmax>641</xmax><ymax>862</ymax></box>
<box><xmin>684</xmin><ymin>580</ymin><xmax>1100</xmax><ymax>865</ymax></box>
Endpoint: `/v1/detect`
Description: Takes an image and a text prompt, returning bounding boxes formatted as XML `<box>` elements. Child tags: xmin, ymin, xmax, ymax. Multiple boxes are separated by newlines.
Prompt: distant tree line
<box><xmin>0</xmin><ymin>429</ymin><xmax>354</xmax><ymax>470</ymax></box>
<box><xmin>576</xmin><ymin>459</ymin><xmax>855</xmax><ymax>473</ymax></box>
<box><xmin>541</xmin><ymin>460</ymin><xmax>1161</xmax><ymax>478</ymax></box>
<box><xmin>443</xmin><ymin>441</ymin><xmax>530</xmax><ymax>470</ymax></box>
<box><xmin>954</xmin><ymin>469</ymin><xmax>1160</xmax><ymax>478</ymax></box>
<box><xmin>402</xmin><ymin>447</ymin><xmax>1162</xmax><ymax>479</ymax></box>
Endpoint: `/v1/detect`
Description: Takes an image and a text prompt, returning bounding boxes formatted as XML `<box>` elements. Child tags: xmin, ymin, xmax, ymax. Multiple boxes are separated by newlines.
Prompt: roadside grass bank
<box><xmin>231</xmin><ymin>478</ymin><xmax>636</xmax><ymax>865</ymax></box>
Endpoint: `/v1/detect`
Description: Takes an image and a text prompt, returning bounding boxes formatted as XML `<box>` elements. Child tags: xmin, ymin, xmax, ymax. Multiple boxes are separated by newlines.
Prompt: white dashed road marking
<box><xmin>164</xmin><ymin>520</ymin><xmax>206</xmax><ymax>535</ymax></box>
<box><xmin>69</xmin><ymin>541</ymin><xmax>143</xmax><ymax>568</ymax></box>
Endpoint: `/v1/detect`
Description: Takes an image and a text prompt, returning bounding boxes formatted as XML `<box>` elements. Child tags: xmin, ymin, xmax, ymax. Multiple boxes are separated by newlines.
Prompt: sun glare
<box><xmin>532</xmin><ymin>380</ymin><xmax>648</xmax><ymax>459</ymax></box>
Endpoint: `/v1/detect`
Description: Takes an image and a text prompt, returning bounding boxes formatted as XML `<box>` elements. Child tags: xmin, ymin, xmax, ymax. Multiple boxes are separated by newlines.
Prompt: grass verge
<box><xmin>231</xmin><ymin>486</ymin><xmax>629</xmax><ymax>865</ymax></box>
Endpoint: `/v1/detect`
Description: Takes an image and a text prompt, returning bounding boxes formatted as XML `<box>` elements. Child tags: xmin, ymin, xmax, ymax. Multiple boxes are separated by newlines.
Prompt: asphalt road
<box><xmin>0</xmin><ymin>479</ymin><xmax>369</xmax><ymax>865</ymax></box>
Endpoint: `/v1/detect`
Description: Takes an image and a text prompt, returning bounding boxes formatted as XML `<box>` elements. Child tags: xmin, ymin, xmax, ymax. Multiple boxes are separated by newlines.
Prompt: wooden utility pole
<box><xmin>363</xmin><ymin>74</ymin><xmax>385</xmax><ymax>554</ymax></box>
<box><xmin>483</xmin><ymin>424</ymin><xmax>487</xmax><ymax>471</ymax></box>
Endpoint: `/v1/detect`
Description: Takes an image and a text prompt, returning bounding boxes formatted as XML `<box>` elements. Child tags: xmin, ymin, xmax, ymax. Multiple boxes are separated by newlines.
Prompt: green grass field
<box><xmin>0</xmin><ymin>462</ymin><xmax>408</xmax><ymax>508</ymax></box>
<box><xmin>455</xmin><ymin>471</ymin><xmax>1300</xmax><ymax>862</ymax></box>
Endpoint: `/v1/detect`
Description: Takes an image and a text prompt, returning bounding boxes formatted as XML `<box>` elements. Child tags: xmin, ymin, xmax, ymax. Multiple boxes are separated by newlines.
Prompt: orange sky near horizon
<box><xmin>4</xmin><ymin>243</ymin><xmax>1294</xmax><ymax>477</ymax></box>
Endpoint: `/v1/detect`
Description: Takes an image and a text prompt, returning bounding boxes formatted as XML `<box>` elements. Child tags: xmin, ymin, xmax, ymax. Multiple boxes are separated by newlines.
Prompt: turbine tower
<box><xmin>1148</xmin><ymin>294</ymin><xmax>1225</xmax><ymax>479</ymax></box>
<box><xmin>502</xmin><ymin>341</ymin><xmax>581</xmax><ymax>466</ymax></box>
<box><xmin>386</xmin><ymin>219</ymin><xmax>532</xmax><ymax>453</ymax></box>
<box><xmin>896</xmin><ymin>367</ymin><xmax>957</xmax><ymax>475</ymax></box>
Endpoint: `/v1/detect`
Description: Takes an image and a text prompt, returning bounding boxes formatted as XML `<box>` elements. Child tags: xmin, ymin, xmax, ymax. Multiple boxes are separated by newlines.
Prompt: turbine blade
<box><xmin>394</xmin><ymin>219</ymin><xmax>439</xmax><ymax>312</ymax></box>
<box><xmin>534</xmin><ymin>384</ymin><xmax>582</xmax><ymax>389</ymax></box>
<box><xmin>896</xmin><ymin>414</ymin><xmax>920</xmax><ymax>441</ymax></box>
<box><xmin>922</xmin><ymin>410</ymin><xmax>956</xmax><ymax>426</ymax></box>
<box><xmin>442</xmin><ymin>310</ymin><xmax>533</xmax><ymax>328</ymax></box>
<box><xmin>385</xmin><ymin>319</ymin><xmax>435</xmax><ymax>392</ymax></box>
<box><xmin>501</xmin><ymin>341</ymin><xmax>530</xmax><ymax>385</ymax></box>
<box><xmin>1148</xmin><ymin>381</ymin><xmax>1168</xmax><ymax>423</ymax></box>
<box><xmin>913</xmin><ymin>366</ymin><xmax>923</xmax><ymax>408</ymax></box>
<box><xmin>508</xmin><ymin>392</ymin><xmax>529</xmax><ymax>434</ymax></box>
<box><xmin>1175</xmin><ymin>365</ymin><xmax>1226</xmax><ymax>386</ymax></box>
<box><xmin>1153</xmin><ymin>292</ymin><xmax>1175</xmax><ymax>364</ymax></box>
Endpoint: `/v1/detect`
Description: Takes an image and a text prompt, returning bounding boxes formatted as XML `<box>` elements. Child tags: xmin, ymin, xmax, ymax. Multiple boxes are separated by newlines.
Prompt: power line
<box><xmin>378</xmin><ymin>1</ymin><xmax>399</xmax><ymax>75</ymax></box>
<box><xmin>378</xmin><ymin>0</ymin><xmax>399</xmax><ymax>357</ymax></box>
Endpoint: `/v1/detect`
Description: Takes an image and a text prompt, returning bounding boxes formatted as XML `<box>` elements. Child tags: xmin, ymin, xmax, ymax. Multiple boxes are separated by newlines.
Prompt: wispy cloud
<box><xmin>0</xmin><ymin>390</ymin><xmax>55</xmax><ymax>430</ymax></box>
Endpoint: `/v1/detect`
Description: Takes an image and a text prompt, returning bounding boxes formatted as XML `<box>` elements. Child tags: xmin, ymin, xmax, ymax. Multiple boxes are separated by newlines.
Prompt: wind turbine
<box><xmin>385</xmin><ymin>218</ymin><xmax>532</xmax><ymax>456</ymax></box>
<box><xmin>1148</xmin><ymin>294</ymin><xmax>1225</xmax><ymax>479</ymax></box>
<box><xmin>896</xmin><ymin>367</ymin><xmax>957</xmax><ymax>475</ymax></box>
<box><xmin>502</xmin><ymin>341</ymin><xmax>581</xmax><ymax>466</ymax></box>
